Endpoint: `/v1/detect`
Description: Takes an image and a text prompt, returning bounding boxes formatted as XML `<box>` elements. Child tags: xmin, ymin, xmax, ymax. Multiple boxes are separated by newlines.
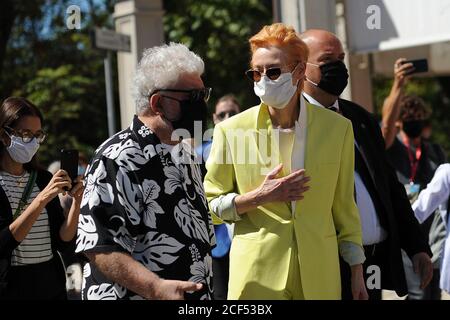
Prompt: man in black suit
<box><xmin>299</xmin><ymin>29</ymin><xmax>433</xmax><ymax>300</ymax></box>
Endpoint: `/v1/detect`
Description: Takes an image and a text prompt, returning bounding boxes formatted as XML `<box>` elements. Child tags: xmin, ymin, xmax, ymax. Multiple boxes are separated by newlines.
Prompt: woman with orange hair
<box><xmin>204</xmin><ymin>23</ymin><xmax>367</xmax><ymax>299</ymax></box>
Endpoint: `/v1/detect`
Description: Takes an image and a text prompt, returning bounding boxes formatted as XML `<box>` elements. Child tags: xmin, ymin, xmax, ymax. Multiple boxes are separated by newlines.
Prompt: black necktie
<box><xmin>327</xmin><ymin>106</ymin><xmax>338</xmax><ymax>112</ymax></box>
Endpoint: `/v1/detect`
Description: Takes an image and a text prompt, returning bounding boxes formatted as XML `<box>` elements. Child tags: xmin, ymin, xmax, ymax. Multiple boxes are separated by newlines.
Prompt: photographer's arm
<box><xmin>381</xmin><ymin>58</ymin><xmax>414</xmax><ymax>149</ymax></box>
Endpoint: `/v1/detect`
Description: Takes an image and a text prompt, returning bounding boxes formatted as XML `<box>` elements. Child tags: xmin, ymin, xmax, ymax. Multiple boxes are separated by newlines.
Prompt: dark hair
<box><xmin>216</xmin><ymin>94</ymin><xmax>241</xmax><ymax>112</ymax></box>
<box><xmin>399</xmin><ymin>95</ymin><xmax>431</xmax><ymax>122</ymax></box>
<box><xmin>0</xmin><ymin>97</ymin><xmax>44</xmax><ymax>172</ymax></box>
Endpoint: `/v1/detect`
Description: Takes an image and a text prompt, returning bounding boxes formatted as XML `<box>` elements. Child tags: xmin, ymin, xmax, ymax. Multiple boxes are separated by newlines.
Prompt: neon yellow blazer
<box><xmin>204</xmin><ymin>101</ymin><xmax>362</xmax><ymax>300</ymax></box>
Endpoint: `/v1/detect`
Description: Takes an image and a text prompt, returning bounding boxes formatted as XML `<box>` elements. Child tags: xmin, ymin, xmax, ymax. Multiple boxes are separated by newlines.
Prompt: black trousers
<box><xmin>4</xmin><ymin>256</ymin><xmax>67</xmax><ymax>300</ymax></box>
<box><xmin>212</xmin><ymin>254</ymin><xmax>229</xmax><ymax>300</ymax></box>
<box><xmin>340</xmin><ymin>241</ymin><xmax>388</xmax><ymax>300</ymax></box>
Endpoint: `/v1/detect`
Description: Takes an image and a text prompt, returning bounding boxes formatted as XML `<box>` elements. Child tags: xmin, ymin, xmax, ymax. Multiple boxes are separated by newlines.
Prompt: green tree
<box><xmin>163</xmin><ymin>0</ymin><xmax>273</xmax><ymax>124</ymax></box>
<box><xmin>1</xmin><ymin>0</ymin><xmax>117</xmax><ymax>166</ymax></box>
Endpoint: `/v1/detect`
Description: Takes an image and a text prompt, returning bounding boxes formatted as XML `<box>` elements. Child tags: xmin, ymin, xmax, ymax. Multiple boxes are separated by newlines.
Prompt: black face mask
<box><xmin>403</xmin><ymin>120</ymin><xmax>424</xmax><ymax>139</ymax></box>
<box><xmin>310</xmin><ymin>60</ymin><xmax>349</xmax><ymax>96</ymax></box>
<box><xmin>163</xmin><ymin>99</ymin><xmax>207</xmax><ymax>138</ymax></box>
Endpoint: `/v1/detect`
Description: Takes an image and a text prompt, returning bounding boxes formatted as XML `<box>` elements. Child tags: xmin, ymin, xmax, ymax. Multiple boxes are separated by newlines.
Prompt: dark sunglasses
<box><xmin>4</xmin><ymin>126</ymin><xmax>47</xmax><ymax>144</ymax></box>
<box><xmin>245</xmin><ymin>67</ymin><xmax>283</xmax><ymax>82</ymax></box>
<box><xmin>153</xmin><ymin>87</ymin><xmax>212</xmax><ymax>103</ymax></box>
<box><xmin>216</xmin><ymin>111</ymin><xmax>237</xmax><ymax>120</ymax></box>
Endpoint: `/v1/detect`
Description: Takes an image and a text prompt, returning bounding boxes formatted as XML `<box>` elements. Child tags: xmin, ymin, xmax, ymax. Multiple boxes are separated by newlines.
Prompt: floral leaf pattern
<box><xmin>104</xmin><ymin>139</ymin><xmax>147</xmax><ymax>172</ymax></box>
<box><xmin>163</xmin><ymin>165</ymin><xmax>191</xmax><ymax>195</ymax></box>
<box><xmin>174</xmin><ymin>199</ymin><xmax>210</xmax><ymax>243</ymax></box>
<box><xmin>188</xmin><ymin>254</ymin><xmax>213</xmax><ymax>298</ymax></box>
<box><xmin>109</xmin><ymin>215</ymin><xmax>136</xmax><ymax>253</ymax></box>
<box><xmin>81</xmin><ymin>160</ymin><xmax>114</xmax><ymax>210</ymax></box>
<box><xmin>75</xmin><ymin>215</ymin><xmax>98</xmax><ymax>252</ymax></box>
<box><xmin>116</xmin><ymin>168</ymin><xmax>141</xmax><ymax>226</ymax></box>
<box><xmin>134</xmin><ymin>231</ymin><xmax>184</xmax><ymax>271</ymax></box>
<box><xmin>86</xmin><ymin>283</ymin><xmax>127</xmax><ymax>300</ymax></box>
<box><xmin>141</xmin><ymin>179</ymin><xmax>164</xmax><ymax>228</ymax></box>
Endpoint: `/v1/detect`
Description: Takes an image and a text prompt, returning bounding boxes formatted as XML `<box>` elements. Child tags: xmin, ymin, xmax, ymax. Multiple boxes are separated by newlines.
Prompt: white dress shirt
<box><xmin>412</xmin><ymin>163</ymin><xmax>450</xmax><ymax>292</ymax></box>
<box><xmin>303</xmin><ymin>92</ymin><xmax>388</xmax><ymax>245</ymax></box>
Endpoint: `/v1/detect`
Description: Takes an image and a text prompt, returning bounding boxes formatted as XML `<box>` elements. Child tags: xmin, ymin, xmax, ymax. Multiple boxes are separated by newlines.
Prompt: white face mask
<box><xmin>6</xmin><ymin>134</ymin><xmax>40</xmax><ymax>164</ymax></box>
<box><xmin>253</xmin><ymin>65</ymin><xmax>299</xmax><ymax>109</ymax></box>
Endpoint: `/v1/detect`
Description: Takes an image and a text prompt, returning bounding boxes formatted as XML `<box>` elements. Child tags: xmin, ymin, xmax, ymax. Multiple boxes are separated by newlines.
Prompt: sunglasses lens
<box><xmin>266</xmin><ymin>68</ymin><xmax>282</xmax><ymax>80</ymax></box>
<box><xmin>245</xmin><ymin>70</ymin><xmax>261</xmax><ymax>82</ymax></box>
<box><xmin>204</xmin><ymin>87</ymin><xmax>211</xmax><ymax>102</ymax></box>
<box><xmin>190</xmin><ymin>88</ymin><xmax>211</xmax><ymax>102</ymax></box>
<box><xmin>218</xmin><ymin>111</ymin><xmax>237</xmax><ymax>120</ymax></box>
<box><xmin>37</xmin><ymin>133</ymin><xmax>46</xmax><ymax>143</ymax></box>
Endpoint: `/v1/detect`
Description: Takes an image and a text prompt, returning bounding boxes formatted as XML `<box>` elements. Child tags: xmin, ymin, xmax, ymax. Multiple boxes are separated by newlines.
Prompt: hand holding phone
<box><xmin>60</xmin><ymin>149</ymin><xmax>79</xmax><ymax>190</ymax></box>
<box><xmin>400</xmin><ymin>58</ymin><xmax>428</xmax><ymax>75</ymax></box>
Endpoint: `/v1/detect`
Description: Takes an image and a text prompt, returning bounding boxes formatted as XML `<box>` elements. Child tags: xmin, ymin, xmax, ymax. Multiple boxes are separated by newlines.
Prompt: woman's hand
<box><xmin>235</xmin><ymin>164</ymin><xmax>311</xmax><ymax>215</ymax></box>
<box><xmin>68</xmin><ymin>175</ymin><xmax>84</xmax><ymax>206</ymax></box>
<box><xmin>59</xmin><ymin>175</ymin><xmax>84</xmax><ymax>242</ymax></box>
<box><xmin>351</xmin><ymin>264</ymin><xmax>369</xmax><ymax>300</ymax></box>
<box><xmin>37</xmin><ymin>169</ymin><xmax>72</xmax><ymax>205</ymax></box>
<box><xmin>256</xmin><ymin>164</ymin><xmax>311</xmax><ymax>204</ymax></box>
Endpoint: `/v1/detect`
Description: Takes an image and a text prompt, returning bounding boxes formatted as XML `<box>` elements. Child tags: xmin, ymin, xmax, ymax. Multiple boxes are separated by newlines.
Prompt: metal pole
<box><xmin>104</xmin><ymin>50</ymin><xmax>116</xmax><ymax>136</ymax></box>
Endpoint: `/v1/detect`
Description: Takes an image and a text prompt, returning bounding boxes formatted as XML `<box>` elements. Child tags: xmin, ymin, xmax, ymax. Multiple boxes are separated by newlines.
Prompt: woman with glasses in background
<box><xmin>0</xmin><ymin>97</ymin><xmax>83</xmax><ymax>300</ymax></box>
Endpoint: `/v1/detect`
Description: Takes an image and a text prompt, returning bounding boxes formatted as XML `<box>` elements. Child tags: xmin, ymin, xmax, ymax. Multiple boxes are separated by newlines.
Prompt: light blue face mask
<box><xmin>6</xmin><ymin>134</ymin><xmax>40</xmax><ymax>164</ymax></box>
<box><xmin>78</xmin><ymin>165</ymin><xmax>86</xmax><ymax>176</ymax></box>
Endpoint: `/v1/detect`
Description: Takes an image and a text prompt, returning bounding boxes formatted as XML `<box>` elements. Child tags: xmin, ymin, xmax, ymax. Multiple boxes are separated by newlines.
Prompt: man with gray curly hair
<box><xmin>75</xmin><ymin>43</ymin><xmax>215</xmax><ymax>300</ymax></box>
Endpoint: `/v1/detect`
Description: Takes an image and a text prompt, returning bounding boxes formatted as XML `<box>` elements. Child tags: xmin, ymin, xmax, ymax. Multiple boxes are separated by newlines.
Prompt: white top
<box><xmin>412</xmin><ymin>164</ymin><xmax>450</xmax><ymax>292</ymax></box>
<box><xmin>303</xmin><ymin>92</ymin><xmax>387</xmax><ymax>245</ymax></box>
<box><xmin>0</xmin><ymin>171</ymin><xmax>53</xmax><ymax>265</ymax></box>
<box><xmin>412</xmin><ymin>163</ymin><xmax>449</xmax><ymax>223</ymax></box>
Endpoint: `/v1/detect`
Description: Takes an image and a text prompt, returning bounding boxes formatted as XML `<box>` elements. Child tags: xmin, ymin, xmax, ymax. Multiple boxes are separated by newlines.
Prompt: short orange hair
<box><xmin>249</xmin><ymin>23</ymin><xmax>309</xmax><ymax>65</ymax></box>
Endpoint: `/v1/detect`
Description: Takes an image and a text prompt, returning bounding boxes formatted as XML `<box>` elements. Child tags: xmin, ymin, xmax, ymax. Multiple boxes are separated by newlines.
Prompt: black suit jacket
<box><xmin>338</xmin><ymin>98</ymin><xmax>432</xmax><ymax>296</ymax></box>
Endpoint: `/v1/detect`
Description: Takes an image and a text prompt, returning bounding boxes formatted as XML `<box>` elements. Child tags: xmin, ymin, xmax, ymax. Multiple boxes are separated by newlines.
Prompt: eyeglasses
<box><xmin>152</xmin><ymin>87</ymin><xmax>212</xmax><ymax>103</ymax></box>
<box><xmin>245</xmin><ymin>67</ymin><xmax>283</xmax><ymax>82</ymax></box>
<box><xmin>245</xmin><ymin>62</ymin><xmax>301</xmax><ymax>82</ymax></box>
<box><xmin>3</xmin><ymin>126</ymin><xmax>47</xmax><ymax>144</ymax></box>
<box><xmin>216</xmin><ymin>111</ymin><xmax>237</xmax><ymax>120</ymax></box>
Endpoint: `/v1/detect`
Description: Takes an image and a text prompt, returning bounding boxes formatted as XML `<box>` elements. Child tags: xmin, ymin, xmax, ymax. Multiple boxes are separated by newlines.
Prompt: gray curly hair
<box><xmin>132</xmin><ymin>42</ymin><xmax>205</xmax><ymax>114</ymax></box>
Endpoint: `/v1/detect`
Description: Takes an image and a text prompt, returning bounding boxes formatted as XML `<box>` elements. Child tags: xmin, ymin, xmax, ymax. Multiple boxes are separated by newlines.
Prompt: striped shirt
<box><xmin>0</xmin><ymin>171</ymin><xmax>53</xmax><ymax>265</ymax></box>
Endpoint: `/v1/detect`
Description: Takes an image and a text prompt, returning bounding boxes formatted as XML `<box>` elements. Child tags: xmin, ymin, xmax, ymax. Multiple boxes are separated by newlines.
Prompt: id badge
<box><xmin>404</xmin><ymin>183</ymin><xmax>420</xmax><ymax>202</ymax></box>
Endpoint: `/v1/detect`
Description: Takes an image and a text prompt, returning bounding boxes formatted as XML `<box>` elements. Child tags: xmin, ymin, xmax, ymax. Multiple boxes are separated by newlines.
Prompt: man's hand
<box><xmin>351</xmin><ymin>264</ymin><xmax>369</xmax><ymax>300</ymax></box>
<box><xmin>412</xmin><ymin>252</ymin><xmax>433</xmax><ymax>289</ymax></box>
<box><xmin>152</xmin><ymin>279</ymin><xmax>203</xmax><ymax>300</ymax></box>
<box><xmin>256</xmin><ymin>164</ymin><xmax>310</xmax><ymax>203</ymax></box>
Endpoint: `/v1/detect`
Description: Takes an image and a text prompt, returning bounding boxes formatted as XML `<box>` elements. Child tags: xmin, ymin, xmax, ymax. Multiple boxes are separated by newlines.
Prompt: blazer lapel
<box><xmin>255</xmin><ymin>103</ymin><xmax>281</xmax><ymax>175</ymax></box>
<box><xmin>292</xmin><ymin>100</ymin><xmax>315</xmax><ymax>216</ymax></box>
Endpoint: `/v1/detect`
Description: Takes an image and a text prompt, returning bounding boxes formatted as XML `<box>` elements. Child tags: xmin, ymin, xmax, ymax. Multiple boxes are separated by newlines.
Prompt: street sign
<box><xmin>94</xmin><ymin>27</ymin><xmax>131</xmax><ymax>52</ymax></box>
<box><xmin>93</xmin><ymin>27</ymin><xmax>132</xmax><ymax>136</ymax></box>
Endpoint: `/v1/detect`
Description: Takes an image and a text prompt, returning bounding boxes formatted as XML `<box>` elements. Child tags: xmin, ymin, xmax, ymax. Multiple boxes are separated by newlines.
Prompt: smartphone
<box><xmin>401</xmin><ymin>58</ymin><xmax>428</xmax><ymax>74</ymax></box>
<box><xmin>60</xmin><ymin>149</ymin><xmax>79</xmax><ymax>187</ymax></box>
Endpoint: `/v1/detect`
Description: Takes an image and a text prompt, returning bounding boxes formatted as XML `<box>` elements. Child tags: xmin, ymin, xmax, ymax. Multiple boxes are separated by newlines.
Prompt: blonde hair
<box><xmin>249</xmin><ymin>23</ymin><xmax>309</xmax><ymax>65</ymax></box>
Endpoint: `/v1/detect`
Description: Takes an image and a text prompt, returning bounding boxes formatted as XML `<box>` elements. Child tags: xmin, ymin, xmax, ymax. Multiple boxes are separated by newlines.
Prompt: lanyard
<box><xmin>403</xmin><ymin>137</ymin><xmax>422</xmax><ymax>183</ymax></box>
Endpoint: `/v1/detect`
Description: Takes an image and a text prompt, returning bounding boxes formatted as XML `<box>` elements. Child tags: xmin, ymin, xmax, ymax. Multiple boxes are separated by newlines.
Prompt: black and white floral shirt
<box><xmin>75</xmin><ymin>115</ymin><xmax>215</xmax><ymax>300</ymax></box>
